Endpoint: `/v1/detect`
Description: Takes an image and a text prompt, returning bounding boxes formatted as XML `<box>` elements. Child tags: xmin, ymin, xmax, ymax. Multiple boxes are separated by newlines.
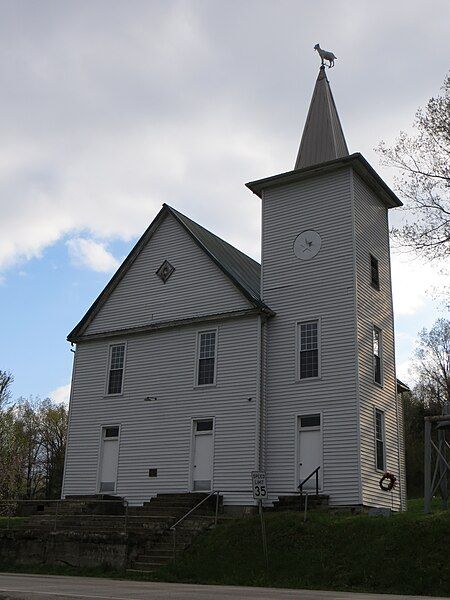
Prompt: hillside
<box><xmin>154</xmin><ymin>499</ymin><xmax>450</xmax><ymax>597</ymax></box>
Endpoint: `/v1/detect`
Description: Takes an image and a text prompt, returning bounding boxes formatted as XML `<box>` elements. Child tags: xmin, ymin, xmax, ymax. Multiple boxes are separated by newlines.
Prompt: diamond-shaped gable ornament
<box><xmin>156</xmin><ymin>260</ymin><xmax>175</xmax><ymax>284</ymax></box>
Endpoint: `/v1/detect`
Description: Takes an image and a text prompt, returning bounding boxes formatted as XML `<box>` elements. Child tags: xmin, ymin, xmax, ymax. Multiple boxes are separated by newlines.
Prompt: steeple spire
<box><xmin>294</xmin><ymin>65</ymin><xmax>349</xmax><ymax>170</ymax></box>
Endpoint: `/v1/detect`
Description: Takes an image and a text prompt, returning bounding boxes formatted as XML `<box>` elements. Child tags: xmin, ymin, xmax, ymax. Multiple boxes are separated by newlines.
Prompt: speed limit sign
<box><xmin>251</xmin><ymin>471</ymin><xmax>267</xmax><ymax>499</ymax></box>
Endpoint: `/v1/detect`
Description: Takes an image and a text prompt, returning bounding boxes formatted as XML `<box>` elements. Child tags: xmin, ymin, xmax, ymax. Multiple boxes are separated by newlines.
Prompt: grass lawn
<box><xmin>1</xmin><ymin>499</ymin><xmax>449</xmax><ymax>596</ymax></box>
<box><xmin>0</xmin><ymin>517</ymin><xmax>26</xmax><ymax>529</ymax></box>
<box><xmin>153</xmin><ymin>498</ymin><xmax>450</xmax><ymax>596</ymax></box>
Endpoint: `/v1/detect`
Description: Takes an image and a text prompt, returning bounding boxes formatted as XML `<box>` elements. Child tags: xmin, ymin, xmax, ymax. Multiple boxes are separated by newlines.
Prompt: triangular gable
<box><xmin>68</xmin><ymin>205</ymin><xmax>270</xmax><ymax>342</ymax></box>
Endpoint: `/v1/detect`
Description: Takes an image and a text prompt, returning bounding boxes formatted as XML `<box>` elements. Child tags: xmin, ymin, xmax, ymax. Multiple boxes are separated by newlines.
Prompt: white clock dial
<box><xmin>293</xmin><ymin>230</ymin><xmax>322</xmax><ymax>260</ymax></box>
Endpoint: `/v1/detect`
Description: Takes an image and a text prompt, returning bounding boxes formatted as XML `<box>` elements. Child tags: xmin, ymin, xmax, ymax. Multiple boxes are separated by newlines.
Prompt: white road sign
<box><xmin>251</xmin><ymin>471</ymin><xmax>267</xmax><ymax>500</ymax></box>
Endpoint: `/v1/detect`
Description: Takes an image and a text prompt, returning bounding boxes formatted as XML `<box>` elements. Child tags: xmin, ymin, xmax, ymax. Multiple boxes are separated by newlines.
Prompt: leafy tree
<box><xmin>40</xmin><ymin>400</ymin><xmax>68</xmax><ymax>498</ymax></box>
<box><xmin>378</xmin><ymin>74</ymin><xmax>449</xmax><ymax>260</ymax></box>
<box><xmin>0</xmin><ymin>374</ymin><xmax>68</xmax><ymax>500</ymax></box>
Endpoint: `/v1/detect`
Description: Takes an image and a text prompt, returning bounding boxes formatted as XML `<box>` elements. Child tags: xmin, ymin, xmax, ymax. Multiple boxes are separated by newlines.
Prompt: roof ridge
<box><xmin>164</xmin><ymin>204</ymin><xmax>260</xmax><ymax>267</ymax></box>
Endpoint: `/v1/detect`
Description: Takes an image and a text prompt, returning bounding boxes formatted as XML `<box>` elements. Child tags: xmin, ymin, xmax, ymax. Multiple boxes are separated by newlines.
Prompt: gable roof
<box><xmin>295</xmin><ymin>65</ymin><xmax>349</xmax><ymax>170</ymax></box>
<box><xmin>67</xmin><ymin>204</ymin><xmax>271</xmax><ymax>342</ymax></box>
<box><xmin>167</xmin><ymin>205</ymin><xmax>262</xmax><ymax>303</ymax></box>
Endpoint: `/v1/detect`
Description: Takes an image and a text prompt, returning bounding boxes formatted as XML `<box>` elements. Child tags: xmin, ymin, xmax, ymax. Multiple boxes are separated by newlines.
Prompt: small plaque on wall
<box><xmin>148</xmin><ymin>468</ymin><xmax>158</xmax><ymax>478</ymax></box>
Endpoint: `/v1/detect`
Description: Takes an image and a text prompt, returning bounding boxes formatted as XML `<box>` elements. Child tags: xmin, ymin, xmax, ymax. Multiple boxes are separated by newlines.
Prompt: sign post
<box><xmin>251</xmin><ymin>471</ymin><xmax>269</xmax><ymax>570</ymax></box>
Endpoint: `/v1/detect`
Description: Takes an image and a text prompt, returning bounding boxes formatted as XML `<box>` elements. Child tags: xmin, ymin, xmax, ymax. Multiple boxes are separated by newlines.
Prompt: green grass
<box><xmin>0</xmin><ymin>517</ymin><xmax>26</xmax><ymax>529</ymax></box>
<box><xmin>154</xmin><ymin>499</ymin><xmax>450</xmax><ymax>596</ymax></box>
<box><xmin>1</xmin><ymin>500</ymin><xmax>449</xmax><ymax>596</ymax></box>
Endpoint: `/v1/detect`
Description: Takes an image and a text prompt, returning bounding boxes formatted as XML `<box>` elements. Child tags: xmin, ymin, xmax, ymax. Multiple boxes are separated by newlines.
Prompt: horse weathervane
<box><xmin>314</xmin><ymin>43</ymin><xmax>337</xmax><ymax>68</ymax></box>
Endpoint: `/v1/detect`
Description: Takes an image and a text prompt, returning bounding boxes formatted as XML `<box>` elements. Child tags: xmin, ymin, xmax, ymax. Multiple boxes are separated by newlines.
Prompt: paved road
<box><xmin>0</xmin><ymin>574</ymin><xmax>446</xmax><ymax>600</ymax></box>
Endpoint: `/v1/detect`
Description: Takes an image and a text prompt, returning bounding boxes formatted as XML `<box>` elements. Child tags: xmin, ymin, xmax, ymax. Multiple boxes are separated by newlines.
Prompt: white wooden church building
<box><xmin>62</xmin><ymin>66</ymin><xmax>407</xmax><ymax>511</ymax></box>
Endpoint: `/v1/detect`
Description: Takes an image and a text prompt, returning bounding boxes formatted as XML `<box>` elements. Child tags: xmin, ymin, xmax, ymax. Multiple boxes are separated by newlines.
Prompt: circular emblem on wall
<box><xmin>293</xmin><ymin>230</ymin><xmax>322</xmax><ymax>260</ymax></box>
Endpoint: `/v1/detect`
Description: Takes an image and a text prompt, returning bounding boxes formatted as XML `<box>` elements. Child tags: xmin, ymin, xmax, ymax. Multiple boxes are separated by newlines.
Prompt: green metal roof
<box><xmin>68</xmin><ymin>204</ymin><xmax>271</xmax><ymax>341</ymax></box>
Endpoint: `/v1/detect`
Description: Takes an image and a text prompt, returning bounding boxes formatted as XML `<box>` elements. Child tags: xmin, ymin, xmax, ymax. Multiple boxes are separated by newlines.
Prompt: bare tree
<box><xmin>0</xmin><ymin>370</ymin><xmax>14</xmax><ymax>408</ymax></box>
<box><xmin>412</xmin><ymin>318</ymin><xmax>450</xmax><ymax>408</ymax></box>
<box><xmin>378</xmin><ymin>74</ymin><xmax>450</xmax><ymax>260</ymax></box>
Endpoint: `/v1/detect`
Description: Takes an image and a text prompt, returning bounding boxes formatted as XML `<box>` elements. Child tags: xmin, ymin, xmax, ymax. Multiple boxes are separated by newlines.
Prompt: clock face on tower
<box><xmin>293</xmin><ymin>230</ymin><xmax>322</xmax><ymax>260</ymax></box>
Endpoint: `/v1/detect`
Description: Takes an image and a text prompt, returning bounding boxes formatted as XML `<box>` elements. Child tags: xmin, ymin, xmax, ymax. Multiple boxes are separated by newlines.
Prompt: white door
<box><xmin>298</xmin><ymin>414</ymin><xmax>322</xmax><ymax>490</ymax></box>
<box><xmin>192</xmin><ymin>419</ymin><xmax>214</xmax><ymax>491</ymax></box>
<box><xmin>99</xmin><ymin>426</ymin><xmax>120</xmax><ymax>493</ymax></box>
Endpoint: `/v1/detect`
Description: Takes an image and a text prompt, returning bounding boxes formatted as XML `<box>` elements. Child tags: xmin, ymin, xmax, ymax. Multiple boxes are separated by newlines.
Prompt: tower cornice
<box><xmin>246</xmin><ymin>152</ymin><xmax>402</xmax><ymax>208</ymax></box>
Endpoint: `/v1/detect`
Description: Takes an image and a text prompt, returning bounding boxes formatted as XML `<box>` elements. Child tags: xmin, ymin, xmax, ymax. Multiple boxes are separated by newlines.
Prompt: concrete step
<box><xmin>127</xmin><ymin>567</ymin><xmax>160</xmax><ymax>574</ymax></box>
<box><xmin>130</xmin><ymin>561</ymin><xmax>168</xmax><ymax>571</ymax></box>
<box><xmin>128</xmin><ymin>507</ymin><xmax>195</xmax><ymax>516</ymax></box>
<box><xmin>273</xmin><ymin>494</ymin><xmax>330</xmax><ymax>511</ymax></box>
<box><xmin>138</xmin><ymin>550</ymin><xmax>173</xmax><ymax>559</ymax></box>
<box><xmin>136</xmin><ymin>555</ymin><xmax>171</xmax><ymax>565</ymax></box>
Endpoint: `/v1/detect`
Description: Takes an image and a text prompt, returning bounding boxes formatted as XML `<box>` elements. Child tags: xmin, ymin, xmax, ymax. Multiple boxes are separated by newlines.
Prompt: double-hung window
<box><xmin>196</xmin><ymin>331</ymin><xmax>217</xmax><ymax>386</ymax></box>
<box><xmin>107</xmin><ymin>344</ymin><xmax>125</xmax><ymax>395</ymax></box>
<box><xmin>373</xmin><ymin>326</ymin><xmax>382</xmax><ymax>385</ymax></box>
<box><xmin>298</xmin><ymin>320</ymin><xmax>320</xmax><ymax>379</ymax></box>
<box><xmin>374</xmin><ymin>409</ymin><xmax>385</xmax><ymax>471</ymax></box>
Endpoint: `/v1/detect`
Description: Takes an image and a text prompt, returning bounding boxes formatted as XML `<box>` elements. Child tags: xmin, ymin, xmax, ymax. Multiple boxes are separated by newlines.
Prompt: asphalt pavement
<box><xmin>0</xmin><ymin>573</ymin><xmax>446</xmax><ymax>600</ymax></box>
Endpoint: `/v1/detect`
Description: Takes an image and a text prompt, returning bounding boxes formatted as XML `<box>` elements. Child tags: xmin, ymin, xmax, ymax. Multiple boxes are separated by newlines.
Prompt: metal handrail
<box><xmin>170</xmin><ymin>490</ymin><xmax>218</xmax><ymax>532</ymax></box>
<box><xmin>170</xmin><ymin>490</ymin><xmax>219</xmax><ymax>556</ymax></box>
<box><xmin>298</xmin><ymin>466</ymin><xmax>321</xmax><ymax>495</ymax></box>
<box><xmin>297</xmin><ymin>466</ymin><xmax>320</xmax><ymax>516</ymax></box>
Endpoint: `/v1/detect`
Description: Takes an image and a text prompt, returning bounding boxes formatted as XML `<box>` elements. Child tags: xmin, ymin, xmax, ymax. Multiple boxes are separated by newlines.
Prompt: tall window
<box><xmin>370</xmin><ymin>254</ymin><xmax>380</xmax><ymax>290</ymax></box>
<box><xmin>373</xmin><ymin>326</ymin><xmax>382</xmax><ymax>385</ymax></box>
<box><xmin>107</xmin><ymin>344</ymin><xmax>125</xmax><ymax>395</ymax></box>
<box><xmin>197</xmin><ymin>331</ymin><xmax>217</xmax><ymax>386</ymax></box>
<box><xmin>298</xmin><ymin>321</ymin><xmax>319</xmax><ymax>379</ymax></box>
<box><xmin>375</xmin><ymin>409</ymin><xmax>385</xmax><ymax>471</ymax></box>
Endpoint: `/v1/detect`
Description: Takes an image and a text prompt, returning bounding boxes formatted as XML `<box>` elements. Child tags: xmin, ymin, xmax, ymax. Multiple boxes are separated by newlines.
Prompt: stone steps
<box><xmin>126</xmin><ymin>494</ymin><xmax>218</xmax><ymax>573</ymax></box>
<box><xmin>12</xmin><ymin>492</ymin><xmax>221</xmax><ymax>574</ymax></box>
<box><xmin>273</xmin><ymin>494</ymin><xmax>329</xmax><ymax>511</ymax></box>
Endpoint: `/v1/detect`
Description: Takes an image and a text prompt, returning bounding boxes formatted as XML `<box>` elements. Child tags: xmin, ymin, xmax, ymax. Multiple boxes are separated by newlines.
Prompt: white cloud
<box><xmin>66</xmin><ymin>237</ymin><xmax>120</xmax><ymax>273</ymax></box>
<box><xmin>0</xmin><ymin>1</ymin><xmax>448</xmax><ymax>279</ymax></box>
<box><xmin>396</xmin><ymin>359</ymin><xmax>416</xmax><ymax>387</ymax></box>
<box><xmin>49</xmin><ymin>383</ymin><xmax>71</xmax><ymax>405</ymax></box>
<box><xmin>391</xmin><ymin>253</ymin><xmax>449</xmax><ymax>316</ymax></box>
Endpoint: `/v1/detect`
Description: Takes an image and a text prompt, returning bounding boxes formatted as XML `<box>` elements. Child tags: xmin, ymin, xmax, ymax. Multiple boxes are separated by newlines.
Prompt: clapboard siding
<box><xmin>85</xmin><ymin>213</ymin><xmax>251</xmax><ymax>335</ymax></box>
<box><xmin>63</xmin><ymin>315</ymin><xmax>259</xmax><ymax>505</ymax></box>
<box><xmin>262</xmin><ymin>168</ymin><xmax>361</xmax><ymax>505</ymax></box>
<box><xmin>353</xmin><ymin>173</ymin><xmax>404</xmax><ymax>510</ymax></box>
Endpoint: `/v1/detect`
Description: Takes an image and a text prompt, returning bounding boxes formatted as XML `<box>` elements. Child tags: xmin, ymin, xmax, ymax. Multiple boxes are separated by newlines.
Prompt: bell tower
<box><xmin>247</xmin><ymin>63</ymin><xmax>406</xmax><ymax>510</ymax></box>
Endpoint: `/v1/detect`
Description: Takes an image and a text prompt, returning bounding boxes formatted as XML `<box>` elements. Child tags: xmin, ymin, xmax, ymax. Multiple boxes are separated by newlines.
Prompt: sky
<box><xmin>0</xmin><ymin>0</ymin><xmax>449</xmax><ymax>403</ymax></box>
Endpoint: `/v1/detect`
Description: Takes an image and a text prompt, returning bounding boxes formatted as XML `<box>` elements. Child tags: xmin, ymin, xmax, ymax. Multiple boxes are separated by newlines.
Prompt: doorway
<box><xmin>191</xmin><ymin>419</ymin><xmax>214</xmax><ymax>492</ymax></box>
<box><xmin>98</xmin><ymin>425</ymin><xmax>120</xmax><ymax>493</ymax></box>
<box><xmin>297</xmin><ymin>414</ymin><xmax>322</xmax><ymax>490</ymax></box>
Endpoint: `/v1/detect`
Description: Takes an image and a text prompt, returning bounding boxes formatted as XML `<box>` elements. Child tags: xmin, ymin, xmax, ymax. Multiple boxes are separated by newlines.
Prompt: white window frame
<box><xmin>105</xmin><ymin>341</ymin><xmax>127</xmax><ymax>396</ymax></box>
<box><xmin>96</xmin><ymin>423</ymin><xmax>121</xmax><ymax>494</ymax></box>
<box><xmin>372</xmin><ymin>325</ymin><xmax>383</xmax><ymax>387</ymax></box>
<box><xmin>194</xmin><ymin>329</ymin><xmax>218</xmax><ymax>387</ymax></box>
<box><xmin>295</xmin><ymin>318</ymin><xmax>322</xmax><ymax>381</ymax></box>
<box><xmin>373</xmin><ymin>407</ymin><xmax>386</xmax><ymax>472</ymax></box>
<box><xmin>189</xmin><ymin>416</ymin><xmax>216</xmax><ymax>492</ymax></box>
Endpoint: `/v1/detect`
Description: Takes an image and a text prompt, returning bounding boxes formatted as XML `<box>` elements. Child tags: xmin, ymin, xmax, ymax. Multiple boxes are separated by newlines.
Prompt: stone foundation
<box><xmin>0</xmin><ymin>529</ymin><xmax>142</xmax><ymax>570</ymax></box>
